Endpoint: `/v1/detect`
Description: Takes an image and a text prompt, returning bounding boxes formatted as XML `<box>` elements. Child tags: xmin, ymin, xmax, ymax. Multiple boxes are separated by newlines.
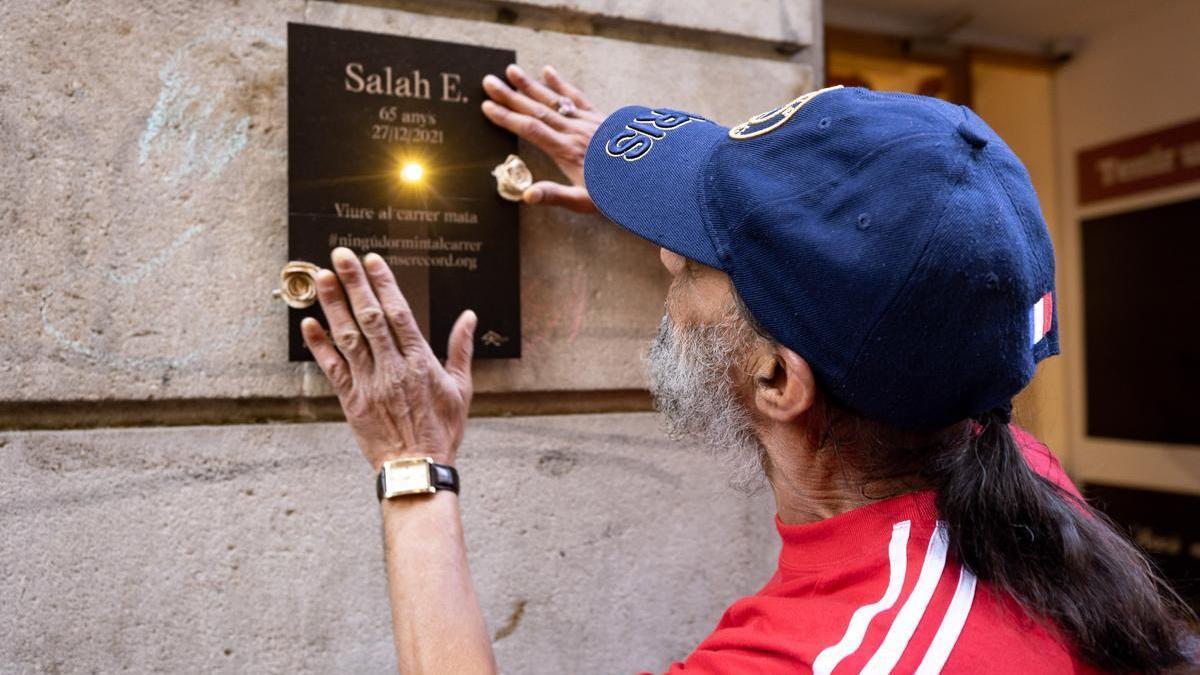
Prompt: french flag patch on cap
<box><xmin>1031</xmin><ymin>291</ymin><xmax>1053</xmax><ymax>346</ymax></box>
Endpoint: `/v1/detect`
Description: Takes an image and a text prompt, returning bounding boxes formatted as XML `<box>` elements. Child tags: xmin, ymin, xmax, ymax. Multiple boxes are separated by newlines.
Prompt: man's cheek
<box><xmin>663</xmin><ymin>285</ymin><xmax>683</xmax><ymax>323</ymax></box>
<box><xmin>665</xmin><ymin>283</ymin><xmax>703</xmax><ymax>326</ymax></box>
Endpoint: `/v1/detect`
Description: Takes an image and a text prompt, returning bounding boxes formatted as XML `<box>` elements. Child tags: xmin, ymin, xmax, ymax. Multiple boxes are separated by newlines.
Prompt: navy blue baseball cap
<box><xmin>584</xmin><ymin>86</ymin><xmax>1059</xmax><ymax>430</ymax></box>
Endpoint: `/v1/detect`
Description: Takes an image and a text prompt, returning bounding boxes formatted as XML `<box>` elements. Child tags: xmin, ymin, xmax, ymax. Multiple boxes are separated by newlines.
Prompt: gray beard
<box><xmin>644</xmin><ymin>312</ymin><xmax>768</xmax><ymax>494</ymax></box>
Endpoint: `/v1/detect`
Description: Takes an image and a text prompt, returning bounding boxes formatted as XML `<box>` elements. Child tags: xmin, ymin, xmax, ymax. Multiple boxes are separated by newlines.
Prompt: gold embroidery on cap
<box><xmin>729</xmin><ymin>85</ymin><xmax>844</xmax><ymax>140</ymax></box>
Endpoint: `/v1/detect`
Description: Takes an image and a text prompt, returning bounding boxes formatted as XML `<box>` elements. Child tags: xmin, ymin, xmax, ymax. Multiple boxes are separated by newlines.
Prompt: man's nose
<box><xmin>660</xmin><ymin>247</ymin><xmax>687</xmax><ymax>276</ymax></box>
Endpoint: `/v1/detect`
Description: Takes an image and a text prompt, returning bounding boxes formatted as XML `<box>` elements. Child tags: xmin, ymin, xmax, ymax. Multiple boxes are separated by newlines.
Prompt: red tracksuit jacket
<box><xmin>650</xmin><ymin>426</ymin><xmax>1100</xmax><ymax>674</ymax></box>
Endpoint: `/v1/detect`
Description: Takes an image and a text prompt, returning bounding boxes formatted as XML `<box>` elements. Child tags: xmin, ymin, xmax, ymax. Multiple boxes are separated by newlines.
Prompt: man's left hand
<box><xmin>482</xmin><ymin>64</ymin><xmax>601</xmax><ymax>212</ymax></box>
<box><xmin>300</xmin><ymin>247</ymin><xmax>477</xmax><ymax>470</ymax></box>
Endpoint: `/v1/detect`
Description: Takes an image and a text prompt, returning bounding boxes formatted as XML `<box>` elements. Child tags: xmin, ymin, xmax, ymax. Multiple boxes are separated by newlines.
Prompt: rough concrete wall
<box><xmin>1</xmin><ymin>0</ymin><xmax>815</xmax><ymax>401</ymax></box>
<box><xmin>1</xmin><ymin>0</ymin><xmax>815</xmax><ymax>672</ymax></box>
<box><xmin>1</xmin><ymin>414</ymin><xmax>778</xmax><ymax>674</ymax></box>
<box><xmin>504</xmin><ymin>0</ymin><xmax>814</xmax><ymax>45</ymax></box>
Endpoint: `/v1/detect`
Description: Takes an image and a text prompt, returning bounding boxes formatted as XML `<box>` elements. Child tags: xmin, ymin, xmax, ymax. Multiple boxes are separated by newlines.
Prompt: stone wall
<box><xmin>1</xmin><ymin>415</ymin><xmax>778</xmax><ymax>674</ymax></box>
<box><xmin>0</xmin><ymin>0</ymin><xmax>817</xmax><ymax>672</ymax></box>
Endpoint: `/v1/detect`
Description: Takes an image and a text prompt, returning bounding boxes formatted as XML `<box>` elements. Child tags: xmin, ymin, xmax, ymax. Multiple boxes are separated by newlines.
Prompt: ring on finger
<box><xmin>556</xmin><ymin>97</ymin><xmax>576</xmax><ymax>117</ymax></box>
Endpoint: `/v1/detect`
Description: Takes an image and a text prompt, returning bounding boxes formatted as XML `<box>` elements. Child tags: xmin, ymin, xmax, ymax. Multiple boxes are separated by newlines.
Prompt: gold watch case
<box><xmin>379</xmin><ymin>457</ymin><xmax>436</xmax><ymax>498</ymax></box>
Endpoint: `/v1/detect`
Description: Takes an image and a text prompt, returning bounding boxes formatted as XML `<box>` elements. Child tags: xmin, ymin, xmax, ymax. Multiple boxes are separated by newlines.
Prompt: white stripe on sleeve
<box><xmin>860</xmin><ymin>522</ymin><xmax>950</xmax><ymax>674</ymax></box>
<box><xmin>812</xmin><ymin>520</ymin><xmax>911</xmax><ymax>675</ymax></box>
<box><xmin>914</xmin><ymin>564</ymin><xmax>978</xmax><ymax>675</ymax></box>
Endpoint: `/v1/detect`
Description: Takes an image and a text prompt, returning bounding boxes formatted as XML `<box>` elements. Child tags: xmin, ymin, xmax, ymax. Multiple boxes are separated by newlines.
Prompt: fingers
<box><xmin>445</xmin><ymin>309</ymin><xmax>477</xmax><ymax>394</ymax></box>
<box><xmin>543</xmin><ymin>65</ymin><xmax>596</xmax><ymax>111</ymax></box>
<box><xmin>315</xmin><ymin>267</ymin><xmax>373</xmax><ymax>375</ymax></box>
<box><xmin>523</xmin><ymin>181</ymin><xmax>596</xmax><ymax>213</ymax></box>
<box><xmin>483</xmin><ymin>73</ymin><xmax>571</xmax><ymax>132</ymax></box>
<box><xmin>361</xmin><ymin>251</ymin><xmax>431</xmax><ymax>358</ymax></box>
<box><xmin>481</xmin><ymin>99</ymin><xmax>572</xmax><ymax>158</ymax></box>
<box><xmin>301</xmin><ymin>317</ymin><xmax>352</xmax><ymax>393</ymax></box>
<box><xmin>330</xmin><ymin>247</ymin><xmax>401</xmax><ymax>362</ymax></box>
<box><xmin>504</xmin><ymin>64</ymin><xmax>566</xmax><ymax>109</ymax></box>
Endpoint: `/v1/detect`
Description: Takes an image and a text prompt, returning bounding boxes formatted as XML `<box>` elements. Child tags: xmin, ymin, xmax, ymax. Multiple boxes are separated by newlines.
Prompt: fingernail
<box><xmin>507</xmin><ymin>63</ymin><xmax>523</xmax><ymax>76</ymax></box>
<box><xmin>316</xmin><ymin>269</ymin><xmax>337</xmax><ymax>287</ymax></box>
<box><xmin>483</xmin><ymin>74</ymin><xmax>499</xmax><ymax>87</ymax></box>
<box><xmin>524</xmin><ymin>187</ymin><xmax>543</xmax><ymax>204</ymax></box>
<box><xmin>364</xmin><ymin>252</ymin><xmax>384</xmax><ymax>267</ymax></box>
<box><xmin>331</xmin><ymin>247</ymin><xmax>355</xmax><ymax>266</ymax></box>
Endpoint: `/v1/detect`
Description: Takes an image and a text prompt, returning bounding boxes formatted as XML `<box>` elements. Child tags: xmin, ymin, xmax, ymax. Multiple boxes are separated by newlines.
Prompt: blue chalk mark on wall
<box><xmin>137</xmin><ymin>27</ymin><xmax>282</xmax><ymax>182</ymax></box>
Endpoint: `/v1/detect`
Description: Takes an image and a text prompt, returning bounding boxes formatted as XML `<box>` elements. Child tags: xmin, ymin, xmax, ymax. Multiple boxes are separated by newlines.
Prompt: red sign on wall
<box><xmin>1077</xmin><ymin>118</ymin><xmax>1200</xmax><ymax>204</ymax></box>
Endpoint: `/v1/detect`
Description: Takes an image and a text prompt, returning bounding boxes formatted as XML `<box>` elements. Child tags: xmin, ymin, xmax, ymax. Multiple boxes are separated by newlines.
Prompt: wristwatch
<box><xmin>376</xmin><ymin>456</ymin><xmax>459</xmax><ymax>501</ymax></box>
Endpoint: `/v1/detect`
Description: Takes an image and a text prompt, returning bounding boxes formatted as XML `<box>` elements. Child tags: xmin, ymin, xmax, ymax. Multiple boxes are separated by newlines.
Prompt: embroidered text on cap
<box><xmin>605</xmin><ymin>110</ymin><xmax>708</xmax><ymax>161</ymax></box>
<box><xmin>729</xmin><ymin>85</ymin><xmax>843</xmax><ymax>140</ymax></box>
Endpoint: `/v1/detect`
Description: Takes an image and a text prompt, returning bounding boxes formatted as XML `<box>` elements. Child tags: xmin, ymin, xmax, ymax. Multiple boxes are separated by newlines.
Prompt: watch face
<box><xmin>383</xmin><ymin>459</ymin><xmax>434</xmax><ymax>496</ymax></box>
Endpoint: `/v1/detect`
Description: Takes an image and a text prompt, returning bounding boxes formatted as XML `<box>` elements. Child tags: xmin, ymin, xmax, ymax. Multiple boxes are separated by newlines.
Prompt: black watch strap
<box><xmin>376</xmin><ymin>460</ymin><xmax>460</xmax><ymax>501</ymax></box>
<box><xmin>430</xmin><ymin>463</ymin><xmax>460</xmax><ymax>494</ymax></box>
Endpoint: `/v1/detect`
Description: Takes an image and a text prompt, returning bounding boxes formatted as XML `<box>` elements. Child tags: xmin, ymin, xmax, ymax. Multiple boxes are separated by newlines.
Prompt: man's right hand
<box><xmin>481</xmin><ymin>64</ymin><xmax>603</xmax><ymax>213</ymax></box>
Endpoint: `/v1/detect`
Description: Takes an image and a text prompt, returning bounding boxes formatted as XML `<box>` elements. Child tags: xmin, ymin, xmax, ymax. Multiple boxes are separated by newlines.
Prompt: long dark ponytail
<box><xmin>925</xmin><ymin>403</ymin><xmax>1197</xmax><ymax>672</ymax></box>
<box><xmin>733</xmin><ymin>289</ymin><xmax>1197</xmax><ymax>671</ymax></box>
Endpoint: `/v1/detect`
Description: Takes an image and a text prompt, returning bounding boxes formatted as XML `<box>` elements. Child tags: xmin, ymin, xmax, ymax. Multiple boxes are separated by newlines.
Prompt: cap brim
<box><xmin>584</xmin><ymin>106</ymin><xmax>728</xmax><ymax>269</ymax></box>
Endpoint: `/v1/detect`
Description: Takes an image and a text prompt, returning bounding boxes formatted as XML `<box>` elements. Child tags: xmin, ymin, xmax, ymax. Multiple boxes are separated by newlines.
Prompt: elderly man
<box><xmin>300</xmin><ymin>68</ymin><xmax>1196</xmax><ymax>673</ymax></box>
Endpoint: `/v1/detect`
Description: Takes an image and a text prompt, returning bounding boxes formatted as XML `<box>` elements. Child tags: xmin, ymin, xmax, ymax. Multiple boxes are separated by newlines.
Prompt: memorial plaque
<box><xmin>288</xmin><ymin>23</ymin><xmax>520</xmax><ymax>361</ymax></box>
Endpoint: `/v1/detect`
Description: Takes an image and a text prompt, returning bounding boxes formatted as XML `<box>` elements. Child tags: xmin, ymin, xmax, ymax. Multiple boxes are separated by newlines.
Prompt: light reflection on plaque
<box><xmin>287</xmin><ymin>23</ymin><xmax>521</xmax><ymax>361</ymax></box>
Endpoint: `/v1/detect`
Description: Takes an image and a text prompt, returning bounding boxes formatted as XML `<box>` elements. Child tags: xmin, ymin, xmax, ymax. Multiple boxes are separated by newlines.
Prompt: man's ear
<box><xmin>752</xmin><ymin>345</ymin><xmax>816</xmax><ymax>423</ymax></box>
